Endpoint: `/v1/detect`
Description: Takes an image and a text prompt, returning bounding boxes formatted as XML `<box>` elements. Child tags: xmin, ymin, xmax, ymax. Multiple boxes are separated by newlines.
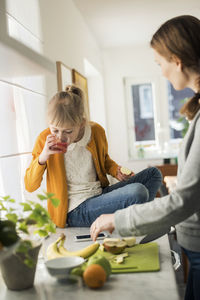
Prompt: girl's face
<box><xmin>153</xmin><ymin>50</ymin><xmax>188</xmax><ymax>90</ymax></box>
<box><xmin>49</xmin><ymin>122</ymin><xmax>85</xmax><ymax>145</ymax></box>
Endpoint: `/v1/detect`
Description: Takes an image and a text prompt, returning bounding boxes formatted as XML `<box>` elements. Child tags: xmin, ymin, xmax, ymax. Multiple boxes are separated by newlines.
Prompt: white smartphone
<box><xmin>74</xmin><ymin>232</ymin><xmax>108</xmax><ymax>242</ymax></box>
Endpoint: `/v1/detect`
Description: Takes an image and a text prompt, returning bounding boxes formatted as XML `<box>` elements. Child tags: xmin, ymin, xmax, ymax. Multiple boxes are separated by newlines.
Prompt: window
<box><xmin>125</xmin><ymin>77</ymin><xmax>193</xmax><ymax>160</ymax></box>
<box><xmin>167</xmin><ymin>82</ymin><xmax>193</xmax><ymax>139</ymax></box>
<box><xmin>131</xmin><ymin>83</ymin><xmax>155</xmax><ymax>142</ymax></box>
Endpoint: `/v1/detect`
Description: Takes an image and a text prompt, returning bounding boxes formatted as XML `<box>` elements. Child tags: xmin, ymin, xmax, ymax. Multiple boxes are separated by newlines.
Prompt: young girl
<box><xmin>25</xmin><ymin>85</ymin><xmax>162</xmax><ymax>228</ymax></box>
<box><xmin>90</xmin><ymin>15</ymin><xmax>200</xmax><ymax>300</ymax></box>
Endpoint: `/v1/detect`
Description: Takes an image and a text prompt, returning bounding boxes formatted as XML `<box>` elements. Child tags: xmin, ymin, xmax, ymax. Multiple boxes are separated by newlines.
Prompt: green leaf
<box><xmin>20</xmin><ymin>202</ymin><xmax>32</xmax><ymax>211</ymax></box>
<box><xmin>45</xmin><ymin>192</ymin><xmax>55</xmax><ymax>198</ymax></box>
<box><xmin>24</xmin><ymin>258</ymin><xmax>35</xmax><ymax>268</ymax></box>
<box><xmin>6</xmin><ymin>213</ymin><xmax>18</xmax><ymax>223</ymax></box>
<box><xmin>16</xmin><ymin>240</ymin><xmax>32</xmax><ymax>253</ymax></box>
<box><xmin>37</xmin><ymin>194</ymin><xmax>47</xmax><ymax>200</ymax></box>
<box><xmin>8</xmin><ymin>198</ymin><xmax>15</xmax><ymax>203</ymax></box>
<box><xmin>34</xmin><ymin>229</ymin><xmax>48</xmax><ymax>237</ymax></box>
<box><xmin>45</xmin><ymin>223</ymin><xmax>56</xmax><ymax>233</ymax></box>
<box><xmin>50</xmin><ymin>198</ymin><xmax>60</xmax><ymax>207</ymax></box>
<box><xmin>2</xmin><ymin>195</ymin><xmax>11</xmax><ymax>200</ymax></box>
<box><xmin>18</xmin><ymin>221</ymin><xmax>28</xmax><ymax>234</ymax></box>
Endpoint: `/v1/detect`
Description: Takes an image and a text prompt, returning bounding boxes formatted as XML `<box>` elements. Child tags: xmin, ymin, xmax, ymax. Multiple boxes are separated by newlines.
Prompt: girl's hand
<box><xmin>39</xmin><ymin>134</ymin><xmax>66</xmax><ymax>165</ymax></box>
<box><xmin>116</xmin><ymin>166</ymin><xmax>135</xmax><ymax>181</ymax></box>
<box><xmin>90</xmin><ymin>214</ymin><xmax>115</xmax><ymax>241</ymax></box>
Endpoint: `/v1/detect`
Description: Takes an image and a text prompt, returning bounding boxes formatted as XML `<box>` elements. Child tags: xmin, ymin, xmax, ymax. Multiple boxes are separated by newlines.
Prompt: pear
<box><xmin>122</xmin><ymin>237</ymin><xmax>136</xmax><ymax>247</ymax></box>
<box><xmin>103</xmin><ymin>240</ymin><xmax>126</xmax><ymax>254</ymax></box>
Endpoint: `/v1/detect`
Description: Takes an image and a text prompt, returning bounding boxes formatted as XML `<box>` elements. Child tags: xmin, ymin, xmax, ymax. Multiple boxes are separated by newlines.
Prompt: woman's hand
<box><xmin>90</xmin><ymin>214</ymin><xmax>115</xmax><ymax>241</ymax></box>
<box><xmin>116</xmin><ymin>166</ymin><xmax>135</xmax><ymax>181</ymax></box>
<box><xmin>39</xmin><ymin>134</ymin><xmax>65</xmax><ymax>165</ymax></box>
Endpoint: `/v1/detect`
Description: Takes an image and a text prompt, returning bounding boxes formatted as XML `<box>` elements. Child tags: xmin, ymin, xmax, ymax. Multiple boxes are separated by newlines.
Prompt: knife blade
<box><xmin>139</xmin><ymin>227</ymin><xmax>171</xmax><ymax>244</ymax></box>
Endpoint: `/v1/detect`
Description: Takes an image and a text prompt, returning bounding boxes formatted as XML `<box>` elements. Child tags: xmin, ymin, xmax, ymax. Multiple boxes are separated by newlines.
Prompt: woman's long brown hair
<box><xmin>151</xmin><ymin>15</ymin><xmax>200</xmax><ymax>120</ymax></box>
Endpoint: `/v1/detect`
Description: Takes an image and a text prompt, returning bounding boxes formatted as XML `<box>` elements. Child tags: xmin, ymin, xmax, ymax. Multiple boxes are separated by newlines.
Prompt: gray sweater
<box><xmin>115</xmin><ymin>109</ymin><xmax>200</xmax><ymax>252</ymax></box>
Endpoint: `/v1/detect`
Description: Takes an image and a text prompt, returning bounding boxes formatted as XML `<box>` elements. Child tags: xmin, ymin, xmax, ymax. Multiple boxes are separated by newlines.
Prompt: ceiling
<box><xmin>74</xmin><ymin>0</ymin><xmax>200</xmax><ymax>48</ymax></box>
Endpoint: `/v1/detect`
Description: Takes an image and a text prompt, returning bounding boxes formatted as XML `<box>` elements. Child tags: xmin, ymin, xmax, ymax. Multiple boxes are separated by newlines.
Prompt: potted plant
<box><xmin>0</xmin><ymin>192</ymin><xmax>60</xmax><ymax>290</ymax></box>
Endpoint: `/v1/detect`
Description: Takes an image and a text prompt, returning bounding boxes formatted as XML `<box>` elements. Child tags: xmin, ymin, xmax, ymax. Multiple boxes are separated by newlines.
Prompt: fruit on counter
<box><xmin>83</xmin><ymin>264</ymin><xmax>106</xmax><ymax>289</ymax></box>
<box><xmin>70</xmin><ymin>262</ymin><xmax>87</xmax><ymax>277</ymax></box>
<box><xmin>113</xmin><ymin>252</ymin><xmax>129</xmax><ymax>264</ymax></box>
<box><xmin>120</xmin><ymin>167</ymin><xmax>132</xmax><ymax>176</ymax></box>
<box><xmin>58</xmin><ymin>235</ymin><xmax>99</xmax><ymax>258</ymax></box>
<box><xmin>103</xmin><ymin>237</ymin><xmax>120</xmax><ymax>244</ymax></box>
<box><xmin>103</xmin><ymin>236</ymin><xmax>136</xmax><ymax>248</ymax></box>
<box><xmin>46</xmin><ymin>233</ymin><xmax>100</xmax><ymax>260</ymax></box>
<box><xmin>46</xmin><ymin>235</ymin><xmax>64</xmax><ymax>260</ymax></box>
<box><xmin>0</xmin><ymin>220</ymin><xmax>19</xmax><ymax>247</ymax></box>
<box><xmin>122</xmin><ymin>236</ymin><xmax>136</xmax><ymax>247</ymax></box>
<box><xmin>87</xmin><ymin>254</ymin><xmax>111</xmax><ymax>278</ymax></box>
<box><xmin>103</xmin><ymin>240</ymin><xmax>127</xmax><ymax>254</ymax></box>
<box><xmin>99</xmin><ymin>244</ymin><xmax>105</xmax><ymax>251</ymax></box>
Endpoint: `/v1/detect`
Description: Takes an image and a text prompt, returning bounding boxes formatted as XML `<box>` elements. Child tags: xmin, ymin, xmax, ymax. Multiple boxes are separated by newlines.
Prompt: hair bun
<box><xmin>65</xmin><ymin>85</ymin><xmax>83</xmax><ymax>98</ymax></box>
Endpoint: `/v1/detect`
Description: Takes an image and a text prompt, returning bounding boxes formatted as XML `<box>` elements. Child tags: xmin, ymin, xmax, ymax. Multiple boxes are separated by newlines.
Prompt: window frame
<box><xmin>124</xmin><ymin>76</ymin><xmax>181</xmax><ymax>160</ymax></box>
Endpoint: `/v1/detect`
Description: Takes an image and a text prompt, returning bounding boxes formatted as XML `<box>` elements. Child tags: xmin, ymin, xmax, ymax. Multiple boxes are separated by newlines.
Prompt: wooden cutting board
<box><xmin>95</xmin><ymin>242</ymin><xmax>160</xmax><ymax>273</ymax></box>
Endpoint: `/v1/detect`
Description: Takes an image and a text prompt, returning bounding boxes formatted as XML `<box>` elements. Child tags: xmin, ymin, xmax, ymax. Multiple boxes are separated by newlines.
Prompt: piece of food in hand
<box><xmin>120</xmin><ymin>167</ymin><xmax>132</xmax><ymax>176</ymax></box>
<box><xmin>83</xmin><ymin>264</ymin><xmax>106</xmax><ymax>289</ymax></box>
<box><xmin>87</xmin><ymin>254</ymin><xmax>111</xmax><ymax>278</ymax></box>
<box><xmin>122</xmin><ymin>236</ymin><xmax>136</xmax><ymax>247</ymax></box>
<box><xmin>103</xmin><ymin>240</ymin><xmax>127</xmax><ymax>254</ymax></box>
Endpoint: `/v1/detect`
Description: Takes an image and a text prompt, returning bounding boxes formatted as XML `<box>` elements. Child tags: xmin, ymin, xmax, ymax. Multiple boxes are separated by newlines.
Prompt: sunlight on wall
<box><xmin>84</xmin><ymin>58</ymin><xmax>107</xmax><ymax>130</ymax></box>
<box><xmin>13</xmin><ymin>87</ymin><xmax>30</xmax><ymax>153</ymax></box>
<box><xmin>6</xmin><ymin>0</ymin><xmax>43</xmax><ymax>54</ymax></box>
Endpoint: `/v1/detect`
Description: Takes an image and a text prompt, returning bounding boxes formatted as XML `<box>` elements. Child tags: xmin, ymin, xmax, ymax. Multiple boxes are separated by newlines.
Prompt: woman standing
<box><xmin>90</xmin><ymin>15</ymin><xmax>200</xmax><ymax>300</ymax></box>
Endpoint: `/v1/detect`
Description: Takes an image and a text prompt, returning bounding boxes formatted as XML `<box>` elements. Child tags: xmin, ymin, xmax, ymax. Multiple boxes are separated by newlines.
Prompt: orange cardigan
<box><xmin>24</xmin><ymin>122</ymin><xmax>118</xmax><ymax>228</ymax></box>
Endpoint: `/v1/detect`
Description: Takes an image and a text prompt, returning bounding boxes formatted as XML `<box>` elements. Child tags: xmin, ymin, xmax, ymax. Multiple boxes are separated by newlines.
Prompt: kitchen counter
<box><xmin>0</xmin><ymin>228</ymin><xmax>180</xmax><ymax>300</ymax></box>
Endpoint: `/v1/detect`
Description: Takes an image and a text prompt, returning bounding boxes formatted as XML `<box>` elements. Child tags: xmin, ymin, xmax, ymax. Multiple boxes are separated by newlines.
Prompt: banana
<box><xmin>46</xmin><ymin>235</ymin><xmax>64</xmax><ymax>260</ymax></box>
<box><xmin>58</xmin><ymin>238</ymin><xmax>100</xmax><ymax>259</ymax></box>
<box><xmin>46</xmin><ymin>234</ymin><xmax>100</xmax><ymax>260</ymax></box>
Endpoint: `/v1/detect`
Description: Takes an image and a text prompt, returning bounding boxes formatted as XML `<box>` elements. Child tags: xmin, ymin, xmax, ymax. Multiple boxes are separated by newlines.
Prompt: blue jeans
<box><xmin>67</xmin><ymin>167</ymin><xmax>162</xmax><ymax>227</ymax></box>
<box><xmin>182</xmin><ymin>247</ymin><xmax>200</xmax><ymax>300</ymax></box>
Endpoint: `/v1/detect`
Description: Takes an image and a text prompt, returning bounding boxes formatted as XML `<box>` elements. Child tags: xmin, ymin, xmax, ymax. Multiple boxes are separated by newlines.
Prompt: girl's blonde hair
<box><xmin>47</xmin><ymin>85</ymin><xmax>87</xmax><ymax>127</ymax></box>
<box><xmin>150</xmin><ymin>15</ymin><xmax>200</xmax><ymax>120</ymax></box>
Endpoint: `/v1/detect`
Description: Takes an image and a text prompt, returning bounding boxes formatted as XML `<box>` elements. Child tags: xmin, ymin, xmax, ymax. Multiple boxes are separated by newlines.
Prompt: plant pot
<box><xmin>0</xmin><ymin>243</ymin><xmax>41</xmax><ymax>290</ymax></box>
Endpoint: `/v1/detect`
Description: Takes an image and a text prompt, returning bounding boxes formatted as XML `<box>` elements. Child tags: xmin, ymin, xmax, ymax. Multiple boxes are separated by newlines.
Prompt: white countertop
<box><xmin>0</xmin><ymin>228</ymin><xmax>180</xmax><ymax>300</ymax></box>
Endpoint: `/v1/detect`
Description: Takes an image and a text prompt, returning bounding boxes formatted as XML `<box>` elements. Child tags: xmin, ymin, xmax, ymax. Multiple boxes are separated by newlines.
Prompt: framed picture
<box><xmin>72</xmin><ymin>69</ymin><xmax>90</xmax><ymax>119</ymax></box>
<box><xmin>56</xmin><ymin>61</ymin><xmax>72</xmax><ymax>91</ymax></box>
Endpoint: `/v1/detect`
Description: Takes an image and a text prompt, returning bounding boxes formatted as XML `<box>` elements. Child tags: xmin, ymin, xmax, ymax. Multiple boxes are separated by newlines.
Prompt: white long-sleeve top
<box><xmin>64</xmin><ymin>125</ymin><xmax>102</xmax><ymax>212</ymax></box>
<box><xmin>115</xmin><ymin>110</ymin><xmax>200</xmax><ymax>252</ymax></box>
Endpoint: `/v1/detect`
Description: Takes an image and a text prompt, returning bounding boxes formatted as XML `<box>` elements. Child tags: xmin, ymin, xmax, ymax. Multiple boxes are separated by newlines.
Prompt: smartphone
<box><xmin>74</xmin><ymin>233</ymin><xmax>108</xmax><ymax>242</ymax></box>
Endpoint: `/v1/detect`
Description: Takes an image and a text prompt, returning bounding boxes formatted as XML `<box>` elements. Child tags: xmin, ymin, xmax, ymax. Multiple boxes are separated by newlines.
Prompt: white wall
<box><xmin>0</xmin><ymin>0</ymin><xmax>105</xmax><ymax>202</ymax></box>
<box><xmin>39</xmin><ymin>0</ymin><xmax>104</xmax><ymax>97</ymax></box>
<box><xmin>102</xmin><ymin>45</ymin><xmax>165</xmax><ymax>173</ymax></box>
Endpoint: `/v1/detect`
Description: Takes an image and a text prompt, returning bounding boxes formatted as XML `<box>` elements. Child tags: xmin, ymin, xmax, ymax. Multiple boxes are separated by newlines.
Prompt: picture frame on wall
<box><xmin>72</xmin><ymin>68</ymin><xmax>90</xmax><ymax>119</ymax></box>
<box><xmin>56</xmin><ymin>61</ymin><xmax>72</xmax><ymax>91</ymax></box>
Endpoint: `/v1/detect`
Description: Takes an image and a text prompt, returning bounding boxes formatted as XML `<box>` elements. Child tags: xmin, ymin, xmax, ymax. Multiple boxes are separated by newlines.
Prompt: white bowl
<box><xmin>45</xmin><ymin>256</ymin><xmax>85</xmax><ymax>280</ymax></box>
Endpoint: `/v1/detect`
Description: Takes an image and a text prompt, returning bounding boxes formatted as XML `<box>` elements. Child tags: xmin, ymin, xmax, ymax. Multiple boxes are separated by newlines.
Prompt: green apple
<box><xmin>87</xmin><ymin>254</ymin><xmax>111</xmax><ymax>278</ymax></box>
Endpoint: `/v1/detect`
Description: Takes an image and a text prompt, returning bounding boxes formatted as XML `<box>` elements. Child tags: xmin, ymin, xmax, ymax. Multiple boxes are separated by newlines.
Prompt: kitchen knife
<box><xmin>139</xmin><ymin>227</ymin><xmax>171</xmax><ymax>244</ymax></box>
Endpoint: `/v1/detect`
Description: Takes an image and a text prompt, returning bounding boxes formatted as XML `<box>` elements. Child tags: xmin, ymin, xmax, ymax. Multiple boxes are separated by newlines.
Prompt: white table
<box><xmin>0</xmin><ymin>228</ymin><xmax>181</xmax><ymax>300</ymax></box>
